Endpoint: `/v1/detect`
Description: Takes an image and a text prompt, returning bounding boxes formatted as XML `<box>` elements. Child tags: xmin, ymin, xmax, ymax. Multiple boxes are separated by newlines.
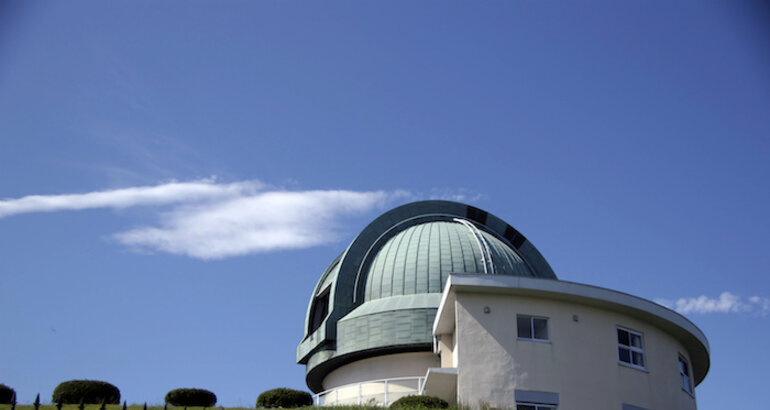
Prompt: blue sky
<box><xmin>1</xmin><ymin>1</ymin><xmax>768</xmax><ymax>408</ymax></box>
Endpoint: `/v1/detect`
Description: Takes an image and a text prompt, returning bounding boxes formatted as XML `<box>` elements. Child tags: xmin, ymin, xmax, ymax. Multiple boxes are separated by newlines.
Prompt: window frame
<box><xmin>617</xmin><ymin>326</ymin><xmax>646</xmax><ymax>370</ymax></box>
<box><xmin>679</xmin><ymin>355</ymin><xmax>694</xmax><ymax>396</ymax></box>
<box><xmin>515</xmin><ymin>403</ymin><xmax>556</xmax><ymax>410</ymax></box>
<box><xmin>517</xmin><ymin>315</ymin><xmax>549</xmax><ymax>342</ymax></box>
<box><xmin>308</xmin><ymin>286</ymin><xmax>331</xmax><ymax>334</ymax></box>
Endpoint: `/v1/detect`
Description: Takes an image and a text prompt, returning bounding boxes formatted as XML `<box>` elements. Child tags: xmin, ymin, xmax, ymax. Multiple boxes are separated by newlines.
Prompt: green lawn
<box><xmin>0</xmin><ymin>406</ymin><xmax>252</xmax><ymax>410</ymax></box>
<box><xmin>0</xmin><ymin>406</ymin><xmax>388</xmax><ymax>410</ymax></box>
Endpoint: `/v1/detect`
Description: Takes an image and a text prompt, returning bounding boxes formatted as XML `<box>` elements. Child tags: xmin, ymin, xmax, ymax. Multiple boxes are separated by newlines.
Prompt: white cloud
<box><xmin>425</xmin><ymin>188</ymin><xmax>485</xmax><ymax>203</ymax></box>
<box><xmin>748</xmin><ymin>296</ymin><xmax>770</xmax><ymax>315</ymax></box>
<box><xmin>0</xmin><ymin>178</ymin><xmax>262</xmax><ymax>218</ymax></box>
<box><xmin>0</xmin><ymin>180</ymin><xmax>397</xmax><ymax>259</ymax></box>
<box><xmin>113</xmin><ymin>190</ymin><xmax>390</xmax><ymax>259</ymax></box>
<box><xmin>656</xmin><ymin>292</ymin><xmax>770</xmax><ymax>316</ymax></box>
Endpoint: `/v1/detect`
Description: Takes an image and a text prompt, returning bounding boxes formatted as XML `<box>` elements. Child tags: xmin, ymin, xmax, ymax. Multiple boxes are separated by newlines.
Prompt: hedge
<box><xmin>52</xmin><ymin>380</ymin><xmax>120</xmax><ymax>404</ymax></box>
<box><xmin>165</xmin><ymin>388</ymin><xmax>217</xmax><ymax>407</ymax></box>
<box><xmin>0</xmin><ymin>384</ymin><xmax>15</xmax><ymax>404</ymax></box>
<box><xmin>390</xmin><ymin>395</ymin><xmax>449</xmax><ymax>408</ymax></box>
<box><xmin>256</xmin><ymin>388</ymin><xmax>312</xmax><ymax>408</ymax></box>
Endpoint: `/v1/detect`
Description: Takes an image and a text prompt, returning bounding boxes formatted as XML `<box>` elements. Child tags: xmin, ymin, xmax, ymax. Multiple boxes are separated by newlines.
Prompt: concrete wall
<box><xmin>437</xmin><ymin>333</ymin><xmax>455</xmax><ymax>367</ymax></box>
<box><xmin>452</xmin><ymin>293</ymin><xmax>697</xmax><ymax>410</ymax></box>
<box><xmin>322</xmin><ymin>351</ymin><xmax>440</xmax><ymax>390</ymax></box>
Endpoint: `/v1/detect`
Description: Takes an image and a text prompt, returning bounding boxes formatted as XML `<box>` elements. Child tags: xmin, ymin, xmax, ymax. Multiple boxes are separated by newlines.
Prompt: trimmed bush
<box><xmin>0</xmin><ymin>384</ymin><xmax>15</xmax><ymax>404</ymax></box>
<box><xmin>256</xmin><ymin>388</ymin><xmax>312</xmax><ymax>408</ymax></box>
<box><xmin>165</xmin><ymin>388</ymin><xmax>217</xmax><ymax>407</ymax></box>
<box><xmin>390</xmin><ymin>395</ymin><xmax>448</xmax><ymax>409</ymax></box>
<box><xmin>52</xmin><ymin>380</ymin><xmax>120</xmax><ymax>404</ymax></box>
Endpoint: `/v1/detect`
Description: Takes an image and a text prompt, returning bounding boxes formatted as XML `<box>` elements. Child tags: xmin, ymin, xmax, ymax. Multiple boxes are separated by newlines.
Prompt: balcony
<box><xmin>313</xmin><ymin>377</ymin><xmax>426</xmax><ymax>406</ymax></box>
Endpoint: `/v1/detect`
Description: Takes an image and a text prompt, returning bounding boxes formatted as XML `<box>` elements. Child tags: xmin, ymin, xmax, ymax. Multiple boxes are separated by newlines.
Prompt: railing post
<box><xmin>358</xmin><ymin>382</ymin><xmax>362</xmax><ymax>405</ymax></box>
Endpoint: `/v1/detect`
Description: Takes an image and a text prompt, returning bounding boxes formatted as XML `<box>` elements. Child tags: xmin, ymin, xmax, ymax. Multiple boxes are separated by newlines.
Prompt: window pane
<box><xmin>516</xmin><ymin>405</ymin><xmax>536</xmax><ymax>410</ymax></box>
<box><xmin>518</xmin><ymin>316</ymin><xmax>532</xmax><ymax>338</ymax></box>
<box><xmin>533</xmin><ymin>318</ymin><xmax>548</xmax><ymax>340</ymax></box>
<box><xmin>618</xmin><ymin>329</ymin><xmax>629</xmax><ymax>346</ymax></box>
<box><xmin>680</xmin><ymin>357</ymin><xmax>692</xmax><ymax>393</ymax></box>
<box><xmin>630</xmin><ymin>333</ymin><xmax>643</xmax><ymax>348</ymax></box>
<box><xmin>632</xmin><ymin>351</ymin><xmax>644</xmax><ymax>367</ymax></box>
<box><xmin>619</xmin><ymin>347</ymin><xmax>631</xmax><ymax>363</ymax></box>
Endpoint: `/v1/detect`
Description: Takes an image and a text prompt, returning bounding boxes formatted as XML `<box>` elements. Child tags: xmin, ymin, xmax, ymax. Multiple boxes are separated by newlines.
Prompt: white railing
<box><xmin>313</xmin><ymin>376</ymin><xmax>425</xmax><ymax>406</ymax></box>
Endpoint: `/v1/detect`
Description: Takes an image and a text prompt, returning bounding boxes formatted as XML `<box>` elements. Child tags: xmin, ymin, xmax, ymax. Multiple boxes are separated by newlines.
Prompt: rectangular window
<box><xmin>617</xmin><ymin>327</ymin><xmax>645</xmax><ymax>369</ymax></box>
<box><xmin>517</xmin><ymin>315</ymin><xmax>549</xmax><ymax>341</ymax></box>
<box><xmin>515</xmin><ymin>390</ymin><xmax>558</xmax><ymax>409</ymax></box>
<box><xmin>516</xmin><ymin>404</ymin><xmax>556</xmax><ymax>410</ymax></box>
<box><xmin>679</xmin><ymin>355</ymin><xmax>693</xmax><ymax>395</ymax></box>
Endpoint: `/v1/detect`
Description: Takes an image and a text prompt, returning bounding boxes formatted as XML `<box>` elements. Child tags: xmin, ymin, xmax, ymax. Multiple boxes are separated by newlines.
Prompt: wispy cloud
<box><xmin>656</xmin><ymin>292</ymin><xmax>770</xmax><ymax>316</ymax></box>
<box><xmin>114</xmin><ymin>190</ymin><xmax>389</xmax><ymax>259</ymax></box>
<box><xmin>0</xmin><ymin>180</ymin><xmax>396</xmax><ymax>259</ymax></box>
<box><xmin>395</xmin><ymin>188</ymin><xmax>486</xmax><ymax>204</ymax></box>
<box><xmin>0</xmin><ymin>178</ymin><xmax>261</xmax><ymax>218</ymax></box>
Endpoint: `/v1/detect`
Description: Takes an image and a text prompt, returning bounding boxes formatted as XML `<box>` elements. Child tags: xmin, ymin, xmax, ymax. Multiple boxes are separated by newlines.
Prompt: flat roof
<box><xmin>434</xmin><ymin>274</ymin><xmax>710</xmax><ymax>386</ymax></box>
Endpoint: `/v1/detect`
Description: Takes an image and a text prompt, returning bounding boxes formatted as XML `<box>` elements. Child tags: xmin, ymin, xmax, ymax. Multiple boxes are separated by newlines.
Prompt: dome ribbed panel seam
<box><xmin>427</xmin><ymin>222</ymin><xmax>442</xmax><ymax>293</ymax></box>
<box><xmin>439</xmin><ymin>222</ymin><xmax>452</xmax><ymax>288</ymax></box>
<box><xmin>415</xmin><ymin>222</ymin><xmax>430</xmax><ymax>295</ymax></box>
<box><xmin>402</xmin><ymin>223</ymin><xmax>423</xmax><ymax>296</ymax></box>
<box><xmin>448</xmin><ymin>222</ymin><xmax>467</xmax><ymax>273</ymax></box>
<box><xmin>391</xmin><ymin>223</ymin><xmax>415</xmax><ymax>298</ymax></box>
<box><xmin>367</xmin><ymin>245</ymin><xmax>384</xmax><ymax>301</ymax></box>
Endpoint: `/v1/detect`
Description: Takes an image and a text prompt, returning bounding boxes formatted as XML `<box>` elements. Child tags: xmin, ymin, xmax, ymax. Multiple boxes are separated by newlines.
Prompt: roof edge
<box><xmin>434</xmin><ymin>274</ymin><xmax>711</xmax><ymax>386</ymax></box>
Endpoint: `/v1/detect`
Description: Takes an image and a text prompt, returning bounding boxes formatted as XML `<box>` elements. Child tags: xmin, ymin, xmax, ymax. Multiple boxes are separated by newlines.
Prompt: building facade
<box><xmin>297</xmin><ymin>201</ymin><xmax>709</xmax><ymax>409</ymax></box>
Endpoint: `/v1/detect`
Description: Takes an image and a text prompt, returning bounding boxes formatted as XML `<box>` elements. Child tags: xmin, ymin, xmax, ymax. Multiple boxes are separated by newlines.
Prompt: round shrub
<box><xmin>390</xmin><ymin>395</ymin><xmax>448</xmax><ymax>409</ymax></box>
<box><xmin>52</xmin><ymin>380</ymin><xmax>120</xmax><ymax>404</ymax></box>
<box><xmin>0</xmin><ymin>384</ymin><xmax>16</xmax><ymax>404</ymax></box>
<box><xmin>165</xmin><ymin>388</ymin><xmax>217</xmax><ymax>407</ymax></box>
<box><xmin>256</xmin><ymin>388</ymin><xmax>312</xmax><ymax>408</ymax></box>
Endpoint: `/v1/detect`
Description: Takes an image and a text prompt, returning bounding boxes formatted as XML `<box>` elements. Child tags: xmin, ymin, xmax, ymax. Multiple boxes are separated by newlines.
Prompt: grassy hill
<box><xmin>0</xmin><ymin>405</ymin><xmax>389</xmax><ymax>410</ymax></box>
<box><xmin>1</xmin><ymin>406</ymin><xmax>254</xmax><ymax>410</ymax></box>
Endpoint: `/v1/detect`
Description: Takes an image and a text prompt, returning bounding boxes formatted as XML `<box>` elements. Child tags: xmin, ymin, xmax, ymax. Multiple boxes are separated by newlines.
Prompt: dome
<box><xmin>364</xmin><ymin>220</ymin><xmax>537</xmax><ymax>302</ymax></box>
<box><xmin>297</xmin><ymin>200</ymin><xmax>557</xmax><ymax>392</ymax></box>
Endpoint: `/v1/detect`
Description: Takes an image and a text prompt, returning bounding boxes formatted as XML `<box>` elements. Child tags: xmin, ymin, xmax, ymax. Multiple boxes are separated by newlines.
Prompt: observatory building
<box><xmin>297</xmin><ymin>201</ymin><xmax>709</xmax><ymax>410</ymax></box>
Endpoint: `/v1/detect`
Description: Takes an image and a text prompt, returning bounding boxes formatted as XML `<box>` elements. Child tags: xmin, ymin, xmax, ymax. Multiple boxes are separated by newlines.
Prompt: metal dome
<box><xmin>364</xmin><ymin>220</ymin><xmax>537</xmax><ymax>302</ymax></box>
<box><xmin>297</xmin><ymin>200</ymin><xmax>557</xmax><ymax>392</ymax></box>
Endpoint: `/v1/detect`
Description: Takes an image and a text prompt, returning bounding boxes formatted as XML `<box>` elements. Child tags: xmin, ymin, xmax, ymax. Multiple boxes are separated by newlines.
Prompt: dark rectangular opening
<box><xmin>466</xmin><ymin>206</ymin><xmax>488</xmax><ymax>224</ymax></box>
<box><xmin>308</xmin><ymin>287</ymin><xmax>331</xmax><ymax>334</ymax></box>
<box><xmin>504</xmin><ymin>225</ymin><xmax>526</xmax><ymax>249</ymax></box>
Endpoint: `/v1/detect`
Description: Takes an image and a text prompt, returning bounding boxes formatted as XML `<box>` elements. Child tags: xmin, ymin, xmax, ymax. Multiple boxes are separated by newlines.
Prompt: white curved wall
<box><xmin>452</xmin><ymin>294</ymin><xmax>698</xmax><ymax>410</ymax></box>
<box><xmin>322</xmin><ymin>351</ymin><xmax>440</xmax><ymax>390</ymax></box>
